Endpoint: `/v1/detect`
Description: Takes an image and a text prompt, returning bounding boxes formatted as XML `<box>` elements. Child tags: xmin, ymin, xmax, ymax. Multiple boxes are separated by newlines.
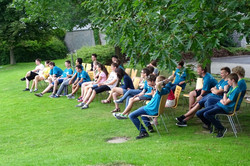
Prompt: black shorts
<box><xmin>195</xmin><ymin>89</ymin><xmax>209</xmax><ymax>97</ymax></box>
<box><xmin>27</xmin><ymin>71</ymin><xmax>38</xmax><ymax>81</ymax></box>
<box><xmin>92</xmin><ymin>85</ymin><xmax>111</xmax><ymax>94</ymax></box>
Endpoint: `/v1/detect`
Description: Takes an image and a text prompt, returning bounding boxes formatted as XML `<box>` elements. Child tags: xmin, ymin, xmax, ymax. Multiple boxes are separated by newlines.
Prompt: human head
<box><xmin>112</xmin><ymin>55</ymin><xmax>118</xmax><ymax>63</ymax></box>
<box><xmin>45</xmin><ymin>60</ymin><xmax>50</xmax><ymax>66</ymax></box>
<box><xmin>232</xmin><ymin>66</ymin><xmax>245</xmax><ymax>78</ymax></box>
<box><xmin>65</xmin><ymin>60</ymin><xmax>71</xmax><ymax>68</ymax></box>
<box><xmin>147</xmin><ymin>66</ymin><xmax>154</xmax><ymax>74</ymax></box>
<box><xmin>227</xmin><ymin>73</ymin><xmax>239</xmax><ymax>86</ymax></box>
<box><xmin>146</xmin><ymin>74</ymin><xmax>157</xmax><ymax>87</ymax></box>
<box><xmin>115</xmin><ymin>67</ymin><xmax>127</xmax><ymax>80</ymax></box>
<box><xmin>141</xmin><ymin>68</ymin><xmax>150</xmax><ymax>78</ymax></box>
<box><xmin>177</xmin><ymin>60</ymin><xmax>184</xmax><ymax>69</ymax></box>
<box><xmin>150</xmin><ymin>60</ymin><xmax>157</xmax><ymax>67</ymax></box>
<box><xmin>197</xmin><ymin>64</ymin><xmax>207</xmax><ymax>76</ymax></box>
<box><xmin>91</xmin><ymin>54</ymin><xmax>97</xmax><ymax>62</ymax></box>
<box><xmin>76</xmin><ymin>58</ymin><xmax>83</xmax><ymax>65</ymax></box>
<box><xmin>49</xmin><ymin>61</ymin><xmax>55</xmax><ymax>69</ymax></box>
<box><xmin>35</xmin><ymin>58</ymin><xmax>41</xmax><ymax>65</ymax></box>
<box><xmin>76</xmin><ymin>64</ymin><xmax>83</xmax><ymax>72</ymax></box>
<box><xmin>156</xmin><ymin>75</ymin><xmax>166</xmax><ymax>84</ymax></box>
<box><xmin>111</xmin><ymin>63</ymin><xmax>119</xmax><ymax>71</ymax></box>
<box><xmin>220</xmin><ymin>67</ymin><xmax>231</xmax><ymax>79</ymax></box>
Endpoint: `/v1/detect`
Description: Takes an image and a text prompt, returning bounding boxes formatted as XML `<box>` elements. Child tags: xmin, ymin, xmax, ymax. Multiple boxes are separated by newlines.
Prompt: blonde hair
<box><xmin>232</xmin><ymin>66</ymin><xmax>245</xmax><ymax>78</ymax></box>
<box><xmin>156</xmin><ymin>75</ymin><xmax>166</xmax><ymax>82</ymax></box>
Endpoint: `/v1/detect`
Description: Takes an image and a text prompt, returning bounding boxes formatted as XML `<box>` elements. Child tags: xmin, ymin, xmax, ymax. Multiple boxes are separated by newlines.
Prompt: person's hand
<box><xmin>196</xmin><ymin>95</ymin><xmax>203</xmax><ymax>103</ymax></box>
<box><xmin>220</xmin><ymin>99</ymin><xmax>225</xmax><ymax>105</ymax></box>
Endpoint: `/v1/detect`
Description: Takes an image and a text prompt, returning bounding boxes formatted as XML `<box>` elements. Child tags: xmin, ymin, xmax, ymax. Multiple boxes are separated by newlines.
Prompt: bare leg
<box><xmin>52</xmin><ymin>80</ymin><xmax>59</xmax><ymax>94</ymax></box>
<box><xmin>189</xmin><ymin>90</ymin><xmax>197</xmax><ymax>110</ymax></box>
<box><xmin>41</xmin><ymin>84</ymin><xmax>53</xmax><ymax>94</ymax></box>
<box><xmin>112</xmin><ymin>88</ymin><xmax>123</xmax><ymax>109</ymax></box>
<box><xmin>185</xmin><ymin>103</ymin><xmax>201</xmax><ymax>117</ymax></box>
<box><xmin>85</xmin><ymin>90</ymin><xmax>96</xmax><ymax>105</ymax></box>
<box><xmin>25</xmin><ymin>71</ymin><xmax>31</xmax><ymax>77</ymax></box>
<box><xmin>71</xmin><ymin>84</ymin><xmax>80</xmax><ymax>95</ymax></box>
<box><xmin>121</xmin><ymin>97</ymin><xmax>140</xmax><ymax>115</ymax></box>
<box><xmin>82</xmin><ymin>88</ymin><xmax>93</xmax><ymax>103</ymax></box>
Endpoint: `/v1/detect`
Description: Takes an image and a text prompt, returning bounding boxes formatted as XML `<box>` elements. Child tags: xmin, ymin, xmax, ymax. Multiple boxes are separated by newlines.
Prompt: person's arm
<box><xmin>94</xmin><ymin>74</ymin><xmax>102</xmax><ymax>84</ymax></box>
<box><xmin>69</xmin><ymin>73</ymin><xmax>77</xmax><ymax>84</ymax></box>
<box><xmin>220</xmin><ymin>85</ymin><xmax>230</xmax><ymax>105</ymax></box>
<box><xmin>104</xmin><ymin>78</ymin><xmax>118</xmax><ymax>86</ymax></box>
<box><xmin>77</xmin><ymin>78</ymin><xmax>83</xmax><ymax>85</ymax></box>
<box><xmin>196</xmin><ymin>90</ymin><xmax>207</xmax><ymax>102</ymax></box>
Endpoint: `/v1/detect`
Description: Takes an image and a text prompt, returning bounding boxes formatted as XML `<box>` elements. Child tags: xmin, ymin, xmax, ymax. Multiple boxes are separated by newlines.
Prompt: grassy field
<box><xmin>0</xmin><ymin>60</ymin><xmax>250</xmax><ymax>166</ymax></box>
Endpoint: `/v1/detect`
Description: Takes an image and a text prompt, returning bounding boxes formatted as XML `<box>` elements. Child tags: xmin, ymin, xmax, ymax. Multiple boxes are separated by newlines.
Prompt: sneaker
<box><xmin>175</xmin><ymin>115</ymin><xmax>185</xmax><ymax>122</ymax></box>
<box><xmin>217</xmin><ymin>128</ymin><xmax>227</xmax><ymax>138</ymax></box>
<box><xmin>20</xmin><ymin>77</ymin><xmax>26</xmax><ymax>81</ymax></box>
<box><xmin>176</xmin><ymin>121</ymin><xmax>187</xmax><ymax>127</ymax></box>
<box><xmin>81</xmin><ymin>104</ymin><xmax>89</xmax><ymax>109</ymax></box>
<box><xmin>114</xmin><ymin>113</ymin><xmax>128</xmax><ymax>120</ymax></box>
<box><xmin>76</xmin><ymin>103</ymin><xmax>85</xmax><ymax>107</ymax></box>
<box><xmin>78</xmin><ymin>99</ymin><xmax>83</xmax><ymax>102</ymax></box>
<box><xmin>113</xmin><ymin>113</ymin><xmax>123</xmax><ymax>120</ymax></box>
<box><xmin>53</xmin><ymin>95</ymin><xmax>60</xmax><ymax>98</ymax></box>
<box><xmin>35</xmin><ymin>93</ymin><xmax>43</xmax><ymax>97</ymax></box>
<box><xmin>148</xmin><ymin>125</ymin><xmax>154</xmax><ymax>133</ymax></box>
<box><xmin>67</xmin><ymin>95</ymin><xmax>75</xmax><ymax>99</ymax></box>
<box><xmin>114</xmin><ymin>99</ymin><xmax>123</xmax><ymax>104</ymax></box>
<box><xmin>34</xmin><ymin>89</ymin><xmax>38</xmax><ymax>92</ymax></box>
<box><xmin>23</xmin><ymin>88</ymin><xmax>30</xmax><ymax>91</ymax></box>
<box><xmin>77</xmin><ymin>96</ymin><xmax>82</xmax><ymax>100</ymax></box>
<box><xmin>30</xmin><ymin>89</ymin><xmax>33</xmax><ymax>93</ymax></box>
<box><xmin>49</xmin><ymin>94</ymin><xmax>56</xmax><ymax>98</ymax></box>
<box><xmin>136</xmin><ymin>131</ymin><xmax>149</xmax><ymax>139</ymax></box>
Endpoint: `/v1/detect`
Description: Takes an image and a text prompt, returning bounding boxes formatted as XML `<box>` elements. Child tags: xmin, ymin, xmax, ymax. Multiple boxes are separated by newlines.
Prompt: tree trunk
<box><xmin>10</xmin><ymin>47</ymin><xmax>16</xmax><ymax>65</ymax></box>
<box><xmin>206</xmin><ymin>63</ymin><xmax>211</xmax><ymax>73</ymax></box>
<box><xmin>115</xmin><ymin>46</ymin><xmax>125</xmax><ymax>64</ymax></box>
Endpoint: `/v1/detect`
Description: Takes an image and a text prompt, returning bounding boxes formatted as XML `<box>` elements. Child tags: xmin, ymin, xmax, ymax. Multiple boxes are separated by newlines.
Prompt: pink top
<box><xmin>99</xmin><ymin>71</ymin><xmax>107</xmax><ymax>83</ymax></box>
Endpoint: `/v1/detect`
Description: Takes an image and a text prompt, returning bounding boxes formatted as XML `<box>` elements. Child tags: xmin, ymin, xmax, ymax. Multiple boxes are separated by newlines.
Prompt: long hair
<box><xmin>98</xmin><ymin>63</ymin><xmax>109</xmax><ymax>77</ymax></box>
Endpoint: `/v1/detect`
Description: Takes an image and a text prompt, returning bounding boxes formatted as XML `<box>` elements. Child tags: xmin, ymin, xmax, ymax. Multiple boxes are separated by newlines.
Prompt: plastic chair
<box><xmin>130</xmin><ymin>69</ymin><xmax>138</xmax><ymax>80</ymax></box>
<box><xmin>105</xmin><ymin>65</ymin><xmax>112</xmax><ymax>74</ymax></box>
<box><xmin>215</xmin><ymin>92</ymin><xmax>242</xmax><ymax>138</ymax></box>
<box><xmin>125</xmin><ymin>68</ymin><xmax>131</xmax><ymax>76</ymax></box>
<box><xmin>133</xmin><ymin>77</ymin><xmax>141</xmax><ymax>89</ymax></box>
<box><xmin>166</xmin><ymin>86</ymin><xmax>182</xmax><ymax>118</ymax></box>
<box><xmin>82</xmin><ymin>63</ymin><xmax>86</xmax><ymax>70</ymax></box>
<box><xmin>141</xmin><ymin>94</ymin><xmax>168</xmax><ymax>136</ymax></box>
<box><xmin>87</xmin><ymin>71</ymin><xmax>94</xmax><ymax>81</ymax></box>
<box><xmin>85</xmin><ymin>63</ymin><xmax>92</xmax><ymax>71</ymax></box>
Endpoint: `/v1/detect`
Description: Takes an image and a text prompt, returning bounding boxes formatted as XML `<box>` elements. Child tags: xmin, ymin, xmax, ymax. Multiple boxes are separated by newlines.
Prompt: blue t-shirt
<box><xmin>217</xmin><ymin>86</ymin><xmax>241</xmax><ymax>113</ymax></box>
<box><xmin>121</xmin><ymin>75</ymin><xmax>134</xmax><ymax>90</ymax></box>
<box><xmin>173</xmin><ymin>68</ymin><xmax>186</xmax><ymax>84</ymax></box>
<box><xmin>81</xmin><ymin>70</ymin><xmax>91</xmax><ymax>82</ymax></box>
<box><xmin>62</xmin><ymin>68</ymin><xmax>73</xmax><ymax>78</ymax></box>
<box><xmin>144</xmin><ymin>83</ymin><xmax>171</xmax><ymax>115</ymax></box>
<box><xmin>210</xmin><ymin>79</ymin><xmax>228</xmax><ymax>98</ymax></box>
<box><xmin>49</xmin><ymin>66</ymin><xmax>63</xmax><ymax>77</ymax></box>
<box><xmin>202</xmin><ymin>72</ymin><xmax>218</xmax><ymax>92</ymax></box>
<box><xmin>236</xmin><ymin>79</ymin><xmax>247</xmax><ymax>110</ymax></box>
<box><xmin>143</xmin><ymin>80</ymin><xmax>153</xmax><ymax>98</ymax></box>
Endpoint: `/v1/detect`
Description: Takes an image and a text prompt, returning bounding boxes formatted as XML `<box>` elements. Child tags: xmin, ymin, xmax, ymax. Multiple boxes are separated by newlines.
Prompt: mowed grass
<box><xmin>0</xmin><ymin>60</ymin><xmax>250</xmax><ymax>166</ymax></box>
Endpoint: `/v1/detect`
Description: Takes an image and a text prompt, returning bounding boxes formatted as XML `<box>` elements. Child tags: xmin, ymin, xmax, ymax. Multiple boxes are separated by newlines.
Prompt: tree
<box><xmin>0</xmin><ymin>0</ymin><xmax>54</xmax><ymax>64</ymax></box>
<box><xmin>83</xmin><ymin>0</ymin><xmax>249</xmax><ymax>71</ymax></box>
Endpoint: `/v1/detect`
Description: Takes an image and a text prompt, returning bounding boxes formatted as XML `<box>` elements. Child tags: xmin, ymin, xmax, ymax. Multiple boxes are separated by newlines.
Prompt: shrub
<box><xmin>73</xmin><ymin>45</ymin><xmax>115</xmax><ymax>65</ymax></box>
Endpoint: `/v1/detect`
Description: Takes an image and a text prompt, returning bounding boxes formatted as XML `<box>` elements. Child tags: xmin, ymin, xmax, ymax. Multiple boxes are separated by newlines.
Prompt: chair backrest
<box><xmin>157</xmin><ymin>94</ymin><xmax>169</xmax><ymax>116</ymax></box>
<box><xmin>133</xmin><ymin>77</ymin><xmax>141</xmax><ymax>89</ymax></box>
<box><xmin>82</xmin><ymin>63</ymin><xmax>86</xmax><ymax>70</ymax></box>
<box><xmin>85</xmin><ymin>63</ymin><xmax>92</xmax><ymax>71</ymax></box>
<box><xmin>230</xmin><ymin>92</ymin><xmax>242</xmax><ymax>116</ymax></box>
<box><xmin>172</xmin><ymin>85</ymin><xmax>182</xmax><ymax>108</ymax></box>
<box><xmin>172</xmin><ymin>70</ymin><xmax>175</xmax><ymax>83</ymax></box>
<box><xmin>87</xmin><ymin>71</ymin><xmax>94</xmax><ymax>81</ymax></box>
<box><xmin>196</xmin><ymin>77</ymin><xmax>203</xmax><ymax>89</ymax></box>
<box><xmin>130</xmin><ymin>69</ymin><xmax>138</xmax><ymax>80</ymax></box>
<box><xmin>125</xmin><ymin>68</ymin><xmax>131</xmax><ymax>76</ymax></box>
<box><xmin>105</xmin><ymin>65</ymin><xmax>112</xmax><ymax>74</ymax></box>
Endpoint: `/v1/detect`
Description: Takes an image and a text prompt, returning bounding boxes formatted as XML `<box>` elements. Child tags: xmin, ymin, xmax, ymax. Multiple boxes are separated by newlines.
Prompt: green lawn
<box><xmin>0</xmin><ymin>60</ymin><xmax>250</xmax><ymax>166</ymax></box>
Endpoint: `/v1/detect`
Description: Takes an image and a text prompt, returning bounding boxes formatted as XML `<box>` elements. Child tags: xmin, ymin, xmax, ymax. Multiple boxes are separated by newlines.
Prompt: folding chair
<box><xmin>133</xmin><ymin>77</ymin><xmax>141</xmax><ymax>89</ymax></box>
<box><xmin>215</xmin><ymin>92</ymin><xmax>242</xmax><ymax>138</ymax></box>
<box><xmin>130</xmin><ymin>69</ymin><xmax>138</xmax><ymax>80</ymax></box>
<box><xmin>182</xmin><ymin>77</ymin><xmax>203</xmax><ymax>109</ymax></box>
<box><xmin>82</xmin><ymin>63</ymin><xmax>86</xmax><ymax>70</ymax></box>
<box><xmin>85</xmin><ymin>63</ymin><xmax>92</xmax><ymax>71</ymax></box>
<box><xmin>87</xmin><ymin>71</ymin><xmax>94</xmax><ymax>81</ymax></box>
<box><xmin>125</xmin><ymin>68</ymin><xmax>131</xmax><ymax>76</ymax></box>
<box><xmin>105</xmin><ymin>65</ymin><xmax>112</xmax><ymax>74</ymax></box>
<box><xmin>167</xmin><ymin>85</ymin><xmax>182</xmax><ymax>118</ymax></box>
<box><xmin>141</xmin><ymin>94</ymin><xmax>168</xmax><ymax>136</ymax></box>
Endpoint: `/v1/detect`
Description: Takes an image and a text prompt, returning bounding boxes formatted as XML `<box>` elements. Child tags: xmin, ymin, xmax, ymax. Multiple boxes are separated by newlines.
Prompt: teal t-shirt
<box><xmin>202</xmin><ymin>72</ymin><xmax>218</xmax><ymax>92</ymax></box>
<box><xmin>173</xmin><ymin>68</ymin><xmax>186</xmax><ymax>84</ymax></box>
<box><xmin>210</xmin><ymin>79</ymin><xmax>228</xmax><ymax>98</ymax></box>
<box><xmin>144</xmin><ymin>83</ymin><xmax>171</xmax><ymax>115</ymax></box>
<box><xmin>49</xmin><ymin>66</ymin><xmax>63</xmax><ymax>77</ymax></box>
<box><xmin>81</xmin><ymin>70</ymin><xmax>91</xmax><ymax>82</ymax></box>
<box><xmin>62</xmin><ymin>68</ymin><xmax>73</xmax><ymax>78</ymax></box>
<box><xmin>143</xmin><ymin>80</ymin><xmax>153</xmax><ymax>98</ymax></box>
<box><xmin>217</xmin><ymin>86</ymin><xmax>241</xmax><ymax>113</ymax></box>
<box><xmin>236</xmin><ymin>79</ymin><xmax>247</xmax><ymax>110</ymax></box>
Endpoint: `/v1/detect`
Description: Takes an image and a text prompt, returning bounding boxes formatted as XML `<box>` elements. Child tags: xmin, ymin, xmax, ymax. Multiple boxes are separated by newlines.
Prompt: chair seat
<box><xmin>183</xmin><ymin>94</ymin><xmax>189</xmax><ymax>97</ymax></box>
<box><xmin>141</xmin><ymin>114</ymin><xmax>159</xmax><ymax>118</ymax></box>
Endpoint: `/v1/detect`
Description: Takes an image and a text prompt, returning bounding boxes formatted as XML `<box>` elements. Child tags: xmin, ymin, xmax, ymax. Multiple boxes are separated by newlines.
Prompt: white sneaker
<box><xmin>30</xmin><ymin>89</ymin><xmax>33</xmax><ymax>93</ymax></box>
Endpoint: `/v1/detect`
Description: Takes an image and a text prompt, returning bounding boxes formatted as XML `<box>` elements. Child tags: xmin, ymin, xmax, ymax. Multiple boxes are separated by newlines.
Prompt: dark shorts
<box><xmin>92</xmin><ymin>85</ymin><xmax>110</xmax><ymax>94</ymax></box>
<box><xmin>139</xmin><ymin>95</ymin><xmax>152</xmax><ymax>101</ymax></box>
<box><xmin>27</xmin><ymin>71</ymin><xmax>38</xmax><ymax>81</ymax></box>
<box><xmin>52</xmin><ymin>79</ymin><xmax>64</xmax><ymax>85</ymax></box>
<box><xmin>195</xmin><ymin>89</ymin><xmax>210</xmax><ymax>97</ymax></box>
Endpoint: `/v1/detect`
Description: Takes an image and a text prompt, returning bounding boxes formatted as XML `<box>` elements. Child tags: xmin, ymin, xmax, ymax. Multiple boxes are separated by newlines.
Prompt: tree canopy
<box><xmin>13</xmin><ymin>0</ymin><xmax>250</xmax><ymax>69</ymax></box>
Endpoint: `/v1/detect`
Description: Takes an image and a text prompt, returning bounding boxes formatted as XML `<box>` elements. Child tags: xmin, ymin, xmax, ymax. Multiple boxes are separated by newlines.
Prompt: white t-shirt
<box><xmin>104</xmin><ymin>71</ymin><xmax>118</xmax><ymax>89</ymax></box>
<box><xmin>35</xmin><ymin>64</ymin><xmax>45</xmax><ymax>75</ymax></box>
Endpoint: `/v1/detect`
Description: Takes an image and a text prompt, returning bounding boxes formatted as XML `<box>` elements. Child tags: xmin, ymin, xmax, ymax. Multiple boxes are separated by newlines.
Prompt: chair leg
<box><xmin>160</xmin><ymin>115</ymin><xmax>168</xmax><ymax>133</ymax></box>
<box><xmin>151</xmin><ymin>117</ymin><xmax>161</xmax><ymax>136</ymax></box>
<box><xmin>234</xmin><ymin>113</ymin><xmax>242</xmax><ymax>132</ymax></box>
<box><xmin>228</xmin><ymin>116</ymin><xmax>237</xmax><ymax>138</ymax></box>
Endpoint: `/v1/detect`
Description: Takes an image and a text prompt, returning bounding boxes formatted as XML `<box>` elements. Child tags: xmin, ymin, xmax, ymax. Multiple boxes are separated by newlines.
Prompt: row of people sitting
<box><xmin>20</xmin><ymin>56</ymin><xmax>247</xmax><ymax>139</ymax></box>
